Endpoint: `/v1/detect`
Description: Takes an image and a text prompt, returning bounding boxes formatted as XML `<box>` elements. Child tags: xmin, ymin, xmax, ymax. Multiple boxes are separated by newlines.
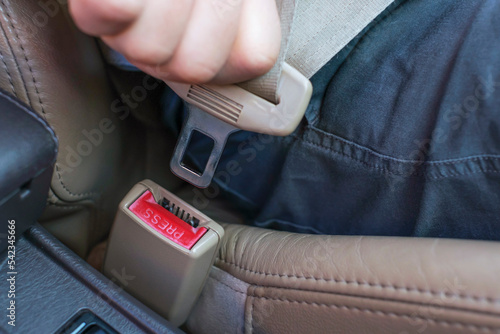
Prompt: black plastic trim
<box><xmin>0</xmin><ymin>224</ymin><xmax>183</xmax><ymax>334</ymax></box>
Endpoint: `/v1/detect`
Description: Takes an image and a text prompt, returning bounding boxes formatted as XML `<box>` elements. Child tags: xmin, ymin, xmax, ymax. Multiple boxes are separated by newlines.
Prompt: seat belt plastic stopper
<box><xmin>167</xmin><ymin>63</ymin><xmax>312</xmax><ymax>188</ymax></box>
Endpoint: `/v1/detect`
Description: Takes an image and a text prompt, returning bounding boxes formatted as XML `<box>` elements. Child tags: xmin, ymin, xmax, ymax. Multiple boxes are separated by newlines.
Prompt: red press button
<box><xmin>129</xmin><ymin>191</ymin><xmax>207</xmax><ymax>250</ymax></box>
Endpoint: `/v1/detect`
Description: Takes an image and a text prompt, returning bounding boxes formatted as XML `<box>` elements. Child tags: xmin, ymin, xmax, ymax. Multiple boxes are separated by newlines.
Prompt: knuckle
<box><xmin>125</xmin><ymin>44</ymin><xmax>173</xmax><ymax>66</ymax></box>
<box><xmin>173</xmin><ymin>59</ymin><xmax>219</xmax><ymax>83</ymax></box>
<box><xmin>79</xmin><ymin>0</ymin><xmax>140</xmax><ymax>22</ymax></box>
<box><xmin>237</xmin><ymin>48</ymin><xmax>277</xmax><ymax>76</ymax></box>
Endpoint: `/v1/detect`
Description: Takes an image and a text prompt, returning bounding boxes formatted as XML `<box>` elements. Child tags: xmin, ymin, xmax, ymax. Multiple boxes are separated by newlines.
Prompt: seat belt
<box><xmin>167</xmin><ymin>0</ymin><xmax>395</xmax><ymax>188</ymax></box>
<box><xmin>245</xmin><ymin>0</ymin><xmax>395</xmax><ymax>103</ymax></box>
<box><xmin>238</xmin><ymin>0</ymin><xmax>296</xmax><ymax>104</ymax></box>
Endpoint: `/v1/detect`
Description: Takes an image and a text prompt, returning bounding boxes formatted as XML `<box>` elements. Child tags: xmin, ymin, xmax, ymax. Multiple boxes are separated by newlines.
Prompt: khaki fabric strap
<box><xmin>242</xmin><ymin>0</ymin><xmax>395</xmax><ymax>103</ymax></box>
<box><xmin>238</xmin><ymin>0</ymin><xmax>296</xmax><ymax>103</ymax></box>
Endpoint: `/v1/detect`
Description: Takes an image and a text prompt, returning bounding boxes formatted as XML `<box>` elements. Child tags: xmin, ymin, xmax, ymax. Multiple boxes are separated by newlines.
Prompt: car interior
<box><xmin>1</xmin><ymin>1</ymin><xmax>500</xmax><ymax>334</ymax></box>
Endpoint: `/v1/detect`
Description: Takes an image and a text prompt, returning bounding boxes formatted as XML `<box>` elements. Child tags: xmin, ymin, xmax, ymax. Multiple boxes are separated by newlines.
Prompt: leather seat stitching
<box><xmin>54</xmin><ymin>165</ymin><xmax>99</xmax><ymax>198</ymax></box>
<box><xmin>250</xmin><ymin>284</ymin><xmax>500</xmax><ymax>318</ymax></box>
<box><xmin>0</xmin><ymin>3</ymin><xmax>27</xmax><ymax>101</ymax></box>
<box><xmin>216</xmin><ymin>258</ymin><xmax>500</xmax><ymax>304</ymax></box>
<box><xmin>0</xmin><ymin>47</ymin><xmax>16</xmax><ymax>97</ymax></box>
<box><xmin>0</xmin><ymin>0</ymin><xmax>98</xmax><ymax>199</ymax></box>
<box><xmin>0</xmin><ymin>0</ymin><xmax>44</xmax><ymax>114</ymax></box>
<box><xmin>252</xmin><ymin>296</ymin><xmax>500</xmax><ymax>332</ymax></box>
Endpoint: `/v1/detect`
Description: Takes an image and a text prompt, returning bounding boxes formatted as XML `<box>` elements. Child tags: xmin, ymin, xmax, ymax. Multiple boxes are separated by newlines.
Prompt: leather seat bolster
<box><xmin>188</xmin><ymin>224</ymin><xmax>500</xmax><ymax>333</ymax></box>
<box><xmin>0</xmin><ymin>0</ymin><xmax>121</xmax><ymax>202</ymax></box>
<box><xmin>0</xmin><ymin>0</ymin><xmax>148</xmax><ymax>255</ymax></box>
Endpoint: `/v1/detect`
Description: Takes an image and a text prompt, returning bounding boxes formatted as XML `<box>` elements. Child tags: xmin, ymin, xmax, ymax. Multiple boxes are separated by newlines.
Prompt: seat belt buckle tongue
<box><xmin>167</xmin><ymin>63</ymin><xmax>313</xmax><ymax>188</ymax></box>
<box><xmin>103</xmin><ymin>180</ymin><xmax>224</xmax><ymax>327</ymax></box>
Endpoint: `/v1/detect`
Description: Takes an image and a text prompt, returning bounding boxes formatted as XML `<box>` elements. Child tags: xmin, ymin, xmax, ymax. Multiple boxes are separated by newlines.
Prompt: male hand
<box><xmin>69</xmin><ymin>0</ymin><xmax>281</xmax><ymax>84</ymax></box>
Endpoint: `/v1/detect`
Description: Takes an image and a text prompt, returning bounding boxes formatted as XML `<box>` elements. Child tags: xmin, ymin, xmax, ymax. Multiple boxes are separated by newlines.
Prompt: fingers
<box><xmin>69</xmin><ymin>0</ymin><xmax>281</xmax><ymax>85</ymax></box>
<box><xmin>156</xmin><ymin>0</ymin><xmax>245</xmax><ymax>83</ymax></box>
<box><xmin>103</xmin><ymin>0</ymin><xmax>194</xmax><ymax>67</ymax></box>
<box><xmin>69</xmin><ymin>0</ymin><xmax>145</xmax><ymax>36</ymax></box>
<box><xmin>213</xmin><ymin>0</ymin><xmax>281</xmax><ymax>84</ymax></box>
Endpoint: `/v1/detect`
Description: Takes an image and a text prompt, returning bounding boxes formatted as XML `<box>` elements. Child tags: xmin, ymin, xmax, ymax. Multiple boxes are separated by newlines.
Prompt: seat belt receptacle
<box><xmin>103</xmin><ymin>180</ymin><xmax>224</xmax><ymax>327</ymax></box>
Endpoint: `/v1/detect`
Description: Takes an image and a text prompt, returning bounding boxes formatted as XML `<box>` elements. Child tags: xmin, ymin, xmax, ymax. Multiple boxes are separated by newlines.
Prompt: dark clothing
<box><xmin>165</xmin><ymin>0</ymin><xmax>500</xmax><ymax>240</ymax></box>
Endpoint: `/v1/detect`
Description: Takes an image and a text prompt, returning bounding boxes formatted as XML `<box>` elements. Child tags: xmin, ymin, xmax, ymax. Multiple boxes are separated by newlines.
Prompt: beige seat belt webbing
<box><xmin>243</xmin><ymin>0</ymin><xmax>395</xmax><ymax>103</ymax></box>
<box><xmin>238</xmin><ymin>0</ymin><xmax>296</xmax><ymax>104</ymax></box>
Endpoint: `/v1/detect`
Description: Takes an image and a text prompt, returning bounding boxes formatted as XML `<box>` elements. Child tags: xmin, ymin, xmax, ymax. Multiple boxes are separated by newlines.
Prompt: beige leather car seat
<box><xmin>2</xmin><ymin>1</ymin><xmax>499</xmax><ymax>333</ymax></box>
